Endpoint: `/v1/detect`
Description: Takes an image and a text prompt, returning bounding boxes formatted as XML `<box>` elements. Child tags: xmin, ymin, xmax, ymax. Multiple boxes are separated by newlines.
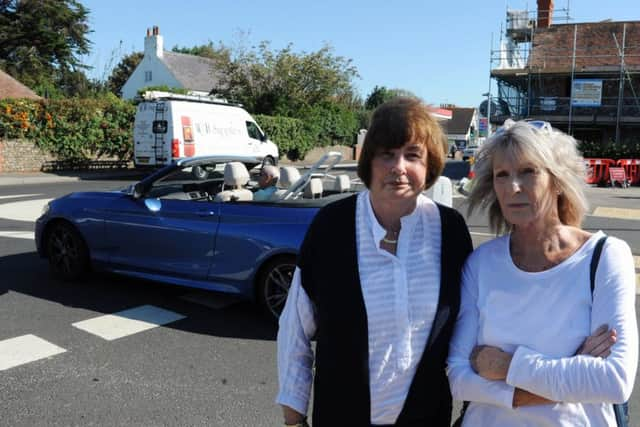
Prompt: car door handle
<box><xmin>197</xmin><ymin>210</ymin><xmax>216</xmax><ymax>217</ymax></box>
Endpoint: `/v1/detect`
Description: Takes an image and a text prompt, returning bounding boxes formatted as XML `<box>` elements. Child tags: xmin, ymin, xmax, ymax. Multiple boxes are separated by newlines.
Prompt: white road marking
<box><xmin>72</xmin><ymin>305</ymin><xmax>185</xmax><ymax>341</ymax></box>
<box><xmin>0</xmin><ymin>231</ymin><xmax>34</xmax><ymax>240</ymax></box>
<box><xmin>591</xmin><ymin>207</ymin><xmax>640</xmax><ymax>221</ymax></box>
<box><xmin>0</xmin><ymin>193</ymin><xmax>43</xmax><ymax>200</ymax></box>
<box><xmin>0</xmin><ymin>334</ymin><xmax>66</xmax><ymax>371</ymax></box>
<box><xmin>0</xmin><ymin>198</ymin><xmax>53</xmax><ymax>222</ymax></box>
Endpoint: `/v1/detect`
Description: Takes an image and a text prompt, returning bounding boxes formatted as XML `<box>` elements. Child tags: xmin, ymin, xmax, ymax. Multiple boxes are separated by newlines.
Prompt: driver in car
<box><xmin>253</xmin><ymin>165</ymin><xmax>280</xmax><ymax>201</ymax></box>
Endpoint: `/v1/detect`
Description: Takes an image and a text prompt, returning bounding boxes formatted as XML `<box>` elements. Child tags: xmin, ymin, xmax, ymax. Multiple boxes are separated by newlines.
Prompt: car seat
<box><xmin>214</xmin><ymin>162</ymin><xmax>253</xmax><ymax>202</ymax></box>
<box><xmin>333</xmin><ymin>174</ymin><xmax>351</xmax><ymax>193</ymax></box>
<box><xmin>304</xmin><ymin>178</ymin><xmax>323</xmax><ymax>199</ymax></box>
<box><xmin>270</xmin><ymin>166</ymin><xmax>302</xmax><ymax>200</ymax></box>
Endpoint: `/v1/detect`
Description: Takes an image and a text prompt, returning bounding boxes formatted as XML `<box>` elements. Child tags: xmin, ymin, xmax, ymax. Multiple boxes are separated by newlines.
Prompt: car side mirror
<box><xmin>260</xmin><ymin>133</ymin><xmax>267</xmax><ymax>142</ymax></box>
<box><xmin>131</xmin><ymin>183</ymin><xmax>144</xmax><ymax>199</ymax></box>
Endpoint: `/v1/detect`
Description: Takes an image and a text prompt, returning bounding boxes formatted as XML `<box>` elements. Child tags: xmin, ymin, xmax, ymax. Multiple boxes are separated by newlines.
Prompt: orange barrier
<box><xmin>584</xmin><ymin>158</ymin><xmax>616</xmax><ymax>185</ymax></box>
<box><xmin>617</xmin><ymin>159</ymin><xmax>640</xmax><ymax>185</ymax></box>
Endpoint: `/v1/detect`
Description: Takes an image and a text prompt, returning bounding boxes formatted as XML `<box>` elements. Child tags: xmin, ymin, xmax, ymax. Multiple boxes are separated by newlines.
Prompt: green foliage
<box><xmin>255</xmin><ymin>115</ymin><xmax>311</xmax><ymax>160</ymax></box>
<box><xmin>577</xmin><ymin>139</ymin><xmax>640</xmax><ymax>159</ymax></box>
<box><xmin>0</xmin><ymin>0</ymin><xmax>92</xmax><ymax>97</ymax></box>
<box><xmin>364</xmin><ymin>85</ymin><xmax>418</xmax><ymax>110</ymax></box>
<box><xmin>107</xmin><ymin>52</ymin><xmax>143</xmax><ymax>96</ymax></box>
<box><xmin>213</xmin><ymin>41</ymin><xmax>360</xmax><ymax>117</ymax></box>
<box><xmin>0</xmin><ymin>96</ymin><xmax>135</xmax><ymax>161</ymax></box>
<box><xmin>136</xmin><ymin>85</ymin><xmax>189</xmax><ymax>96</ymax></box>
<box><xmin>171</xmin><ymin>41</ymin><xmax>231</xmax><ymax>63</ymax></box>
<box><xmin>255</xmin><ymin>102</ymin><xmax>360</xmax><ymax>160</ymax></box>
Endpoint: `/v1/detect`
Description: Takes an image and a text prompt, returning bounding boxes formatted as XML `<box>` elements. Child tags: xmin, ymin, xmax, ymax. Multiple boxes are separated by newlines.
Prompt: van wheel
<box><xmin>192</xmin><ymin>165</ymin><xmax>209</xmax><ymax>180</ymax></box>
<box><xmin>262</xmin><ymin>156</ymin><xmax>277</xmax><ymax>167</ymax></box>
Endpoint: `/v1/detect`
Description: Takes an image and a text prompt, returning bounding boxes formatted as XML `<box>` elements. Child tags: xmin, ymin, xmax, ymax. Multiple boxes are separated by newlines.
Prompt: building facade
<box><xmin>490</xmin><ymin>0</ymin><xmax>639</xmax><ymax>144</ymax></box>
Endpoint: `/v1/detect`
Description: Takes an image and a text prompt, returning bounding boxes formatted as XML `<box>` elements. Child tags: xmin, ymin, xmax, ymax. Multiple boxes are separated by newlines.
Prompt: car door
<box><xmin>104</xmin><ymin>193</ymin><xmax>220</xmax><ymax>281</ymax></box>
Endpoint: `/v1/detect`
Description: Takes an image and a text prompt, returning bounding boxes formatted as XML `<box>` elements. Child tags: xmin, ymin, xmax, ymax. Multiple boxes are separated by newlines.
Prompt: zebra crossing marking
<box><xmin>591</xmin><ymin>207</ymin><xmax>640</xmax><ymax>221</ymax></box>
<box><xmin>0</xmin><ymin>198</ymin><xmax>53</xmax><ymax>222</ymax></box>
<box><xmin>0</xmin><ymin>334</ymin><xmax>66</xmax><ymax>371</ymax></box>
<box><xmin>0</xmin><ymin>231</ymin><xmax>33</xmax><ymax>240</ymax></box>
<box><xmin>0</xmin><ymin>193</ymin><xmax>43</xmax><ymax>200</ymax></box>
<box><xmin>71</xmin><ymin>305</ymin><xmax>185</xmax><ymax>341</ymax></box>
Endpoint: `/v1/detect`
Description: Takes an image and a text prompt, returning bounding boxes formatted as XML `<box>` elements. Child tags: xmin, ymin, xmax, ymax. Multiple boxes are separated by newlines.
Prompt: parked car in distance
<box><xmin>35</xmin><ymin>153</ymin><xmax>352</xmax><ymax>319</ymax></box>
<box><xmin>462</xmin><ymin>144</ymin><xmax>479</xmax><ymax>161</ymax></box>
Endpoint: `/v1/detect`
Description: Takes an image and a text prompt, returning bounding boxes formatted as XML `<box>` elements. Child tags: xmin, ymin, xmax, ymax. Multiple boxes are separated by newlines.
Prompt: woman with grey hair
<box><xmin>447</xmin><ymin>120</ymin><xmax>637</xmax><ymax>426</ymax></box>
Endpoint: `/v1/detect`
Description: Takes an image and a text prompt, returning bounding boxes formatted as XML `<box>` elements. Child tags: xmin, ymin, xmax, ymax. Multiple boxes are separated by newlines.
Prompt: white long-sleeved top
<box><xmin>447</xmin><ymin>231</ymin><xmax>638</xmax><ymax>427</ymax></box>
<box><xmin>276</xmin><ymin>191</ymin><xmax>442</xmax><ymax>424</ymax></box>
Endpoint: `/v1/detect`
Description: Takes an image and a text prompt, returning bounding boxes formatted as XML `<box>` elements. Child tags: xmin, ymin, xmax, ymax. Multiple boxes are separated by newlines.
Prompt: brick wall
<box><xmin>530</xmin><ymin>22</ymin><xmax>640</xmax><ymax>72</ymax></box>
<box><xmin>0</xmin><ymin>138</ymin><xmax>56</xmax><ymax>173</ymax></box>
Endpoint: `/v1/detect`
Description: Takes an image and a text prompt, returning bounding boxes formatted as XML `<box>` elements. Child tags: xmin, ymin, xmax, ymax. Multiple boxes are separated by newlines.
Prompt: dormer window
<box><xmin>145</xmin><ymin>71</ymin><xmax>152</xmax><ymax>82</ymax></box>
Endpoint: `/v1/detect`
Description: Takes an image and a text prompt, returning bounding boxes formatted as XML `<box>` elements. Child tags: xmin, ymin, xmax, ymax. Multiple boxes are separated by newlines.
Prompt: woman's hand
<box><xmin>513</xmin><ymin>388</ymin><xmax>555</xmax><ymax>407</ymax></box>
<box><xmin>470</xmin><ymin>345</ymin><xmax>513</xmax><ymax>381</ymax></box>
<box><xmin>575</xmin><ymin>324</ymin><xmax>617</xmax><ymax>357</ymax></box>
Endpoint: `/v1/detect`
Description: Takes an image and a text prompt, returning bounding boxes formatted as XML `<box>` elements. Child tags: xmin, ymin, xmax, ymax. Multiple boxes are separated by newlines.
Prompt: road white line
<box><xmin>0</xmin><ymin>334</ymin><xmax>66</xmax><ymax>371</ymax></box>
<box><xmin>0</xmin><ymin>231</ymin><xmax>34</xmax><ymax>240</ymax></box>
<box><xmin>72</xmin><ymin>305</ymin><xmax>186</xmax><ymax>341</ymax></box>
<box><xmin>0</xmin><ymin>193</ymin><xmax>43</xmax><ymax>200</ymax></box>
<box><xmin>591</xmin><ymin>207</ymin><xmax>640</xmax><ymax>221</ymax></box>
<box><xmin>0</xmin><ymin>198</ymin><xmax>53</xmax><ymax>222</ymax></box>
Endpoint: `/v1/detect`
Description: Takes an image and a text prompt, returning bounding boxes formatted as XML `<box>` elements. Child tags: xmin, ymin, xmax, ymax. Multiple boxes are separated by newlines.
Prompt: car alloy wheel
<box><xmin>258</xmin><ymin>256</ymin><xmax>296</xmax><ymax>320</ymax></box>
<box><xmin>46</xmin><ymin>222</ymin><xmax>90</xmax><ymax>281</ymax></box>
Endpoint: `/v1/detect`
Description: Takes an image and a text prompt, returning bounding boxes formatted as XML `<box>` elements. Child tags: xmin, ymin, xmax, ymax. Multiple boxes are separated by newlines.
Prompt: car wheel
<box><xmin>46</xmin><ymin>222</ymin><xmax>90</xmax><ymax>281</ymax></box>
<box><xmin>192</xmin><ymin>165</ymin><xmax>209</xmax><ymax>180</ymax></box>
<box><xmin>262</xmin><ymin>156</ymin><xmax>277</xmax><ymax>167</ymax></box>
<box><xmin>256</xmin><ymin>255</ymin><xmax>296</xmax><ymax>320</ymax></box>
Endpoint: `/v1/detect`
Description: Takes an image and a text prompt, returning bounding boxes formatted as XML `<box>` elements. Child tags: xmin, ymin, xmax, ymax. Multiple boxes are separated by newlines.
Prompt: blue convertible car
<box><xmin>35</xmin><ymin>153</ymin><xmax>354</xmax><ymax>318</ymax></box>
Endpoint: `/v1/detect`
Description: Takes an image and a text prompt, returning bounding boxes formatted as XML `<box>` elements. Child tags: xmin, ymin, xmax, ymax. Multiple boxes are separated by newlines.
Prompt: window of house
<box><xmin>145</xmin><ymin>71</ymin><xmax>152</xmax><ymax>82</ymax></box>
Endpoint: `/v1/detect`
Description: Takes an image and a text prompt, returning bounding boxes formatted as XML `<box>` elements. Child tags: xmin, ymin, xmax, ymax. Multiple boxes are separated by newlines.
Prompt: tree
<box><xmin>0</xmin><ymin>0</ymin><xmax>91</xmax><ymax>95</ymax></box>
<box><xmin>213</xmin><ymin>42</ymin><xmax>360</xmax><ymax>118</ymax></box>
<box><xmin>365</xmin><ymin>86</ymin><xmax>418</xmax><ymax>110</ymax></box>
<box><xmin>171</xmin><ymin>41</ymin><xmax>231</xmax><ymax>64</ymax></box>
<box><xmin>106</xmin><ymin>52</ymin><xmax>143</xmax><ymax>96</ymax></box>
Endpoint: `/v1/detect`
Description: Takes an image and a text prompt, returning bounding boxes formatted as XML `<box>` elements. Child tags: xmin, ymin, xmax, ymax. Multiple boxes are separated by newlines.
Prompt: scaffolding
<box><xmin>488</xmin><ymin>5</ymin><xmax>640</xmax><ymax>143</ymax></box>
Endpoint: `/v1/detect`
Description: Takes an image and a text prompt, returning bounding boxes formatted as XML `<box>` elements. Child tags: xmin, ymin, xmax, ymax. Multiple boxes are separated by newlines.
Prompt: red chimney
<box><xmin>537</xmin><ymin>0</ymin><xmax>554</xmax><ymax>28</ymax></box>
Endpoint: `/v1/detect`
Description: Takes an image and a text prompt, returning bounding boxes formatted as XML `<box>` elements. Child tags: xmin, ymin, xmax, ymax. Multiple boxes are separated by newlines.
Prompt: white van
<box><xmin>133</xmin><ymin>91</ymin><xmax>279</xmax><ymax>170</ymax></box>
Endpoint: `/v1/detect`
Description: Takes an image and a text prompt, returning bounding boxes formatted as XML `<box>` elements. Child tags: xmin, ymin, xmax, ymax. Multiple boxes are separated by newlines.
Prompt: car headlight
<box><xmin>41</xmin><ymin>202</ymin><xmax>51</xmax><ymax>216</ymax></box>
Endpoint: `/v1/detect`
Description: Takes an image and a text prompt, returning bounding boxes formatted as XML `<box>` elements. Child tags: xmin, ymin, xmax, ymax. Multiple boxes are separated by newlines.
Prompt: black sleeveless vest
<box><xmin>298</xmin><ymin>194</ymin><xmax>472</xmax><ymax>426</ymax></box>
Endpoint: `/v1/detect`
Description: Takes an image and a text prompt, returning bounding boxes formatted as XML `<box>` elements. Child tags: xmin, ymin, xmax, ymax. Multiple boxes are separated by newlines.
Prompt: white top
<box><xmin>447</xmin><ymin>231</ymin><xmax>638</xmax><ymax>427</ymax></box>
<box><xmin>276</xmin><ymin>191</ymin><xmax>442</xmax><ymax>424</ymax></box>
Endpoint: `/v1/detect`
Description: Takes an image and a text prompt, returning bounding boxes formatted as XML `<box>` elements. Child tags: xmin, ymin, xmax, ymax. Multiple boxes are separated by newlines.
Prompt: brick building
<box><xmin>491</xmin><ymin>0</ymin><xmax>639</xmax><ymax>144</ymax></box>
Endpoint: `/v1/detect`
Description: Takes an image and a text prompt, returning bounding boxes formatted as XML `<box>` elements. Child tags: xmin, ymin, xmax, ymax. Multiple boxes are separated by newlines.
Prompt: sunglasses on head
<box><xmin>495</xmin><ymin>119</ymin><xmax>553</xmax><ymax>135</ymax></box>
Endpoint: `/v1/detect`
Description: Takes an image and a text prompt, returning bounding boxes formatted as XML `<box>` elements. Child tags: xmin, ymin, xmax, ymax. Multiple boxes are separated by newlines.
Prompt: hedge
<box><xmin>0</xmin><ymin>94</ymin><xmax>135</xmax><ymax>161</ymax></box>
<box><xmin>578</xmin><ymin>139</ymin><xmax>640</xmax><ymax>160</ymax></box>
<box><xmin>0</xmin><ymin>97</ymin><xmax>360</xmax><ymax>163</ymax></box>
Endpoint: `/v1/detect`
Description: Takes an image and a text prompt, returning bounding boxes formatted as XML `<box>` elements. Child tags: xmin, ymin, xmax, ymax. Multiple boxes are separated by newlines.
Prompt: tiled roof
<box><xmin>529</xmin><ymin>21</ymin><xmax>640</xmax><ymax>72</ymax></box>
<box><xmin>441</xmin><ymin>108</ymin><xmax>475</xmax><ymax>135</ymax></box>
<box><xmin>0</xmin><ymin>70</ymin><xmax>41</xmax><ymax>100</ymax></box>
<box><xmin>161</xmin><ymin>51</ymin><xmax>222</xmax><ymax>92</ymax></box>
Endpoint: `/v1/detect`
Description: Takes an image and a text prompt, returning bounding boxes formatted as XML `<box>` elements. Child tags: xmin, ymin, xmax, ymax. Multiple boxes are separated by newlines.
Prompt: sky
<box><xmin>80</xmin><ymin>0</ymin><xmax>639</xmax><ymax>109</ymax></box>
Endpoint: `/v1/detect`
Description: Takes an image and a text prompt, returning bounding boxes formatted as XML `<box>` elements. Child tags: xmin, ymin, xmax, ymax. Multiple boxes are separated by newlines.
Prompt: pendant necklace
<box><xmin>382</xmin><ymin>229</ymin><xmax>399</xmax><ymax>244</ymax></box>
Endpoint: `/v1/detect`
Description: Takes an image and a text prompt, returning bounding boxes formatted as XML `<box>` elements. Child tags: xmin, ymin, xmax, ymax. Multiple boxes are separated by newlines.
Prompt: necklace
<box><xmin>382</xmin><ymin>229</ymin><xmax>399</xmax><ymax>244</ymax></box>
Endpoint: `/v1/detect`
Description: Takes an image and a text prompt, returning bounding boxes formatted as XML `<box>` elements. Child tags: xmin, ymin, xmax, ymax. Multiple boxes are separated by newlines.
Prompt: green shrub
<box><xmin>0</xmin><ymin>95</ymin><xmax>135</xmax><ymax>161</ymax></box>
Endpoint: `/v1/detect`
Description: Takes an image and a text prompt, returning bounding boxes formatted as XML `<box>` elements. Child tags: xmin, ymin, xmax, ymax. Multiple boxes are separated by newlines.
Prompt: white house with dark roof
<box><xmin>441</xmin><ymin>107</ymin><xmax>478</xmax><ymax>149</ymax></box>
<box><xmin>121</xmin><ymin>26</ymin><xmax>221</xmax><ymax>100</ymax></box>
